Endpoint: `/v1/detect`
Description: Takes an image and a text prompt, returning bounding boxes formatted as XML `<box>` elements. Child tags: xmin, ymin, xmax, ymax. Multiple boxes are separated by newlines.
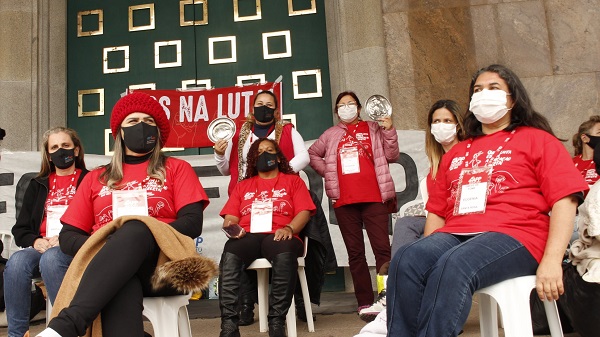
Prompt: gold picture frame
<box><xmin>180</xmin><ymin>0</ymin><xmax>208</xmax><ymax>26</ymax></box>
<box><xmin>78</xmin><ymin>89</ymin><xmax>105</xmax><ymax>117</ymax></box>
<box><xmin>288</xmin><ymin>0</ymin><xmax>316</xmax><ymax>16</ymax></box>
<box><xmin>77</xmin><ymin>9</ymin><xmax>103</xmax><ymax>37</ymax></box>
<box><xmin>129</xmin><ymin>83</ymin><xmax>157</xmax><ymax>91</ymax></box>
<box><xmin>129</xmin><ymin>4</ymin><xmax>155</xmax><ymax>32</ymax></box>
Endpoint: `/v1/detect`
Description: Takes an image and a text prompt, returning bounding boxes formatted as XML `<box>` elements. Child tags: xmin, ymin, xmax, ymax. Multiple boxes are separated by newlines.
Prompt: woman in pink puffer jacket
<box><xmin>308</xmin><ymin>91</ymin><xmax>399</xmax><ymax>312</ymax></box>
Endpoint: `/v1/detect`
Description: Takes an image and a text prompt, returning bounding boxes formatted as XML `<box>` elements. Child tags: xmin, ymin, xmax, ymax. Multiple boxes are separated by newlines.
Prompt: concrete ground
<box><xmin>3</xmin><ymin>292</ymin><xmax>582</xmax><ymax>337</ymax></box>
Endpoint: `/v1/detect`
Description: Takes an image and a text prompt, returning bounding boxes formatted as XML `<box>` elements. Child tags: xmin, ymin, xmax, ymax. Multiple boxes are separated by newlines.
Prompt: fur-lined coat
<box><xmin>51</xmin><ymin>215</ymin><xmax>218</xmax><ymax>337</ymax></box>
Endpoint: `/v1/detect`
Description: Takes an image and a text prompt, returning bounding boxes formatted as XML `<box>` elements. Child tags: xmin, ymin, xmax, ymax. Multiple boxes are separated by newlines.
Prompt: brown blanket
<box><xmin>51</xmin><ymin>215</ymin><xmax>218</xmax><ymax>337</ymax></box>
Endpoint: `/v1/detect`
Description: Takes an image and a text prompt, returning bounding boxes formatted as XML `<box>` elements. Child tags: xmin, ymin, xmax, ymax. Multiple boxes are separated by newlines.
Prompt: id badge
<box><xmin>340</xmin><ymin>147</ymin><xmax>360</xmax><ymax>175</ymax></box>
<box><xmin>454</xmin><ymin>166</ymin><xmax>493</xmax><ymax>215</ymax></box>
<box><xmin>250</xmin><ymin>199</ymin><xmax>273</xmax><ymax>233</ymax></box>
<box><xmin>112</xmin><ymin>189</ymin><xmax>149</xmax><ymax>219</ymax></box>
<box><xmin>46</xmin><ymin>205</ymin><xmax>68</xmax><ymax>237</ymax></box>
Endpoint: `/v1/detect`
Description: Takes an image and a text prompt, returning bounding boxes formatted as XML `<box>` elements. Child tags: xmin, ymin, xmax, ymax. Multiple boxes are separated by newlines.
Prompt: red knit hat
<box><xmin>110</xmin><ymin>92</ymin><xmax>170</xmax><ymax>146</ymax></box>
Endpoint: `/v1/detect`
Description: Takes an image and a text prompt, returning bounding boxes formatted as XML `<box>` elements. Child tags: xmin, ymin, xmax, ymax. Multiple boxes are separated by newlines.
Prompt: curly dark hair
<box><xmin>463</xmin><ymin>64</ymin><xmax>556</xmax><ymax>138</ymax></box>
<box><xmin>244</xmin><ymin>138</ymin><xmax>294</xmax><ymax>179</ymax></box>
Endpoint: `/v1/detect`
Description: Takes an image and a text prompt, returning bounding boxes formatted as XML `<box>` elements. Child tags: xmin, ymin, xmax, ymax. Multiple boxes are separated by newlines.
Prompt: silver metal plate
<box><xmin>207</xmin><ymin>117</ymin><xmax>236</xmax><ymax>143</ymax></box>
<box><xmin>365</xmin><ymin>95</ymin><xmax>392</xmax><ymax>120</ymax></box>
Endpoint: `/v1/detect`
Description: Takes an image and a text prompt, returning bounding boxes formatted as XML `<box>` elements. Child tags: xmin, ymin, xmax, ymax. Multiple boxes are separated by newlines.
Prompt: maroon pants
<box><xmin>334</xmin><ymin>202</ymin><xmax>391</xmax><ymax>307</ymax></box>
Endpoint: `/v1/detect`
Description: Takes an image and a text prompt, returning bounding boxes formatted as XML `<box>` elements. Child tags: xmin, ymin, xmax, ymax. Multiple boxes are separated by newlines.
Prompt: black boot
<box><xmin>238</xmin><ymin>269</ymin><xmax>257</xmax><ymax>326</ymax></box>
<box><xmin>268</xmin><ymin>252</ymin><xmax>298</xmax><ymax>337</ymax></box>
<box><xmin>218</xmin><ymin>252</ymin><xmax>244</xmax><ymax>337</ymax></box>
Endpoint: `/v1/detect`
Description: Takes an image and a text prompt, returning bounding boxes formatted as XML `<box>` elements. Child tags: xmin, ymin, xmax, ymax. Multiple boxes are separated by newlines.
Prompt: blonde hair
<box><xmin>39</xmin><ymin>127</ymin><xmax>86</xmax><ymax>178</ymax></box>
<box><xmin>425</xmin><ymin>100</ymin><xmax>465</xmax><ymax>179</ymax></box>
<box><xmin>99</xmin><ymin>127</ymin><xmax>167</xmax><ymax>189</ymax></box>
<box><xmin>572</xmin><ymin>116</ymin><xmax>600</xmax><ymax>156</ymax></box>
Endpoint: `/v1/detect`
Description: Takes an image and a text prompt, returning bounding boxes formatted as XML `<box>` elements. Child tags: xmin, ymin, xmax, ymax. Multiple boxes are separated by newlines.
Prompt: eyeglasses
<box><xmin>337</xmin><ymin>101</ymin><xmax>357</xmax><ymax>109</ymax></box>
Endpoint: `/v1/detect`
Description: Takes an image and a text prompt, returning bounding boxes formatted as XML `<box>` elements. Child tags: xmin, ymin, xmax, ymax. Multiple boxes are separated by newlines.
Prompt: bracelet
<box><xmin>285</xmin><ymin>224</ymin><xmax>294</xmax><ymax>234</ymax></box>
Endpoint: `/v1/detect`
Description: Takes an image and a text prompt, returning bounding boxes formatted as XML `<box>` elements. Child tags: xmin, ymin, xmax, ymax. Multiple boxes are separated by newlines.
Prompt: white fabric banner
<box><xmin>0</xmin><ymin>130</ymin><xmax>428</xmax><ymax>266</ymax></box>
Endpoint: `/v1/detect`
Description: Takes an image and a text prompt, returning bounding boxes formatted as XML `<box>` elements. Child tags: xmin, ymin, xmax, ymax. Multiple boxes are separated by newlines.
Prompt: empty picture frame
<box><xmin>103</xmin><ymin>46</ymin><xmax>129</xmax><ymax>74</ymax></box>
<box><xmin>180</xmin><ymin>0</ymin><xmax>208</xmax><ymax>26</ymax></box>
<box><xmin>237</xmin><ymin>74</ymin><xmax>266</xmax><ymax>86</ymax></box>
<box><xmin>292</xmin><ymin>69</ymin><xmax>322</xmax><ymax>99</ymax></box>
<box><xmin>181</xmin><ymin>79</ymin><xmax>212</xmax><ymax>89</ymax></box>
<box><xmin>233</xmin><ymin>0</ymin><xmax>261</xmax><ymax>22</ymax></box>
<box><xmin>208</xmin><ymin>36</ymin><xmax>237</xmax><ymax>64</ymax></box>
<box><xmin>288</xmin><ymin>0</ymin><xmax>316</xmax><ymax>16</ymax></box>
<box><xmin>129</xmin><ymin>4</ymin><xmax>155</xmax><ymax>32</ymax></box>
<box><xmin>262</xmin><ymin>31</ymin><xmax>292</xmax><ymax>60</ymax></box>
<box><xmin>155</xmin><ymin>40</ymin><xmax>182</xmax><ymax>68</ymax></box>
<box><xmin>77</xmin><ymin>9</ymin><xmax>104</xmax><ymax>37</ymax></box>
<box><xmin>78</xmin><ymin>89</ymin><xmax>105</xmax><ymax>117</ymax></box>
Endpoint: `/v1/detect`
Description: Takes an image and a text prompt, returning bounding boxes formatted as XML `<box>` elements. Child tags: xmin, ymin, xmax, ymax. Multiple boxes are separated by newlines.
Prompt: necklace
<box><xmin>50</xmin><ymin>169</ymin><xmax>78</xmax><ymax>205</ymax></box>
<box><xmin>463</xmin><ymin>130</ymin><xmax>516</xmax><ymax>168</ymax></box>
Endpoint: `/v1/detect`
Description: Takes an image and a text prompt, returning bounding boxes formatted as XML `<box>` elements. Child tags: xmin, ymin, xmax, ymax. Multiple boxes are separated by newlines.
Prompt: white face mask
<box><xmin>338</xmin><ymin>105</ymin><xmax>358</xmax><ymax>123</ymax></box>
<box><xmin>469</xmin><ymin>89</ymin><xmax>511</xmax><ymax>124</ymax></box>
<box><xmin>430</xmin><ymin>123</ymin><xmax>457</xmax><ymax>145</ymax></box>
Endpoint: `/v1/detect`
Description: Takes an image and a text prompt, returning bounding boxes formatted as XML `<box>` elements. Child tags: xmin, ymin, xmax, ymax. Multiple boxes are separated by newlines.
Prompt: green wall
<box><xmin>67</xmin><ymin>0</ymin><xmax>332</xmax><ymax>155</ymax></box>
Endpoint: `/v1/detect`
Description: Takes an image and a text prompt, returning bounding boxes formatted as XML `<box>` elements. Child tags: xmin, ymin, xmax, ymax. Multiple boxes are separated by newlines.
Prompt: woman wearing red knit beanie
<box><xmin>36</xmin><ymin>92</ymin><xmax>216</xmax><ymax>337</ymax></box>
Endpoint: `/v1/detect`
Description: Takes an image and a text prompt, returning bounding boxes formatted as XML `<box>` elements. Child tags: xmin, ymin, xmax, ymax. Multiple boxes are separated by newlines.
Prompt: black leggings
<box><xmin>223</xmin><ymin>233</ymin><xmax>303</xmax><ymax>267</ymax></box>
<box><xmin>49</xmin><ymin>220</ymin><xmax>181</xmax><ymax>337</ymax></box>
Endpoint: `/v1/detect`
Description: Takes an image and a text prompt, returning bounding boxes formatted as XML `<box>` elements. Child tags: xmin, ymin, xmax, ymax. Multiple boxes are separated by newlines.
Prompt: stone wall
<box><xmin>380</xmin><ymin>0</ymin><xmax>600</xmax><ymax>151</ymax></box>
<box><xmin>0</xmin><ymin>1</ymin><xmax>67</xmax><ymax>152</ymax></box>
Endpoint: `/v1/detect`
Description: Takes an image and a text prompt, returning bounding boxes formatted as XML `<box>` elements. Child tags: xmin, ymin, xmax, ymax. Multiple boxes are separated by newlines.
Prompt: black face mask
<box><xmin>253</xmin><ymin>106</ymin><xmax>275</xmax><ymax>123</ymax></box>
<box><xmin>586</xmin><ymin>134</ymin><xmax>600</xmax><ymax>149</ymax></box>
<box><xmin>50</xmin><ymin>148</ymin><xmax>76</xmax><ymax>169</ymax></box>
<box><xmin>256</xmin><ymin>152</ymin><xmax>279</xmax><ymax>172</ymax></box>
<box><xmin>593</xmin><ymin>146</ymin><xmax>600</xmax><ymax>175</ymax></box>
<box><xmin>122</xmin><ymin>122</ymin><xmax>159</xmax><ymax>154</ymax></box>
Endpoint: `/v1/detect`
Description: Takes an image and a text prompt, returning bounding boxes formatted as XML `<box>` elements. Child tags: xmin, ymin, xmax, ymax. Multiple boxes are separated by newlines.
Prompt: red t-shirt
<box><xmin>335</xmin><ymin>121</ymin><xmax>382</xmax><ymax>207</ymax></box>
<box><xmin>220</xmin><ymin>172</ymin><xmax>316</xmax><ymax>236</ymax></box>
<box><xmin>572</xmin><ymin>155</ymin><xmax>598</xmax><ymax>185</ymax></box>
<box><xmin>427</xmin><ymin>127</ymin><xmax>588</xmax><ymax>262</ymax></box>
<box><xmin>40</xmin><ymin>169</ymin><xmax>82</xmax><ymax>237</ymax></box>
<box><xmin>61</xmin><ymin>157</ymin><xmax>209</xmax><ymax>234</ymax></box>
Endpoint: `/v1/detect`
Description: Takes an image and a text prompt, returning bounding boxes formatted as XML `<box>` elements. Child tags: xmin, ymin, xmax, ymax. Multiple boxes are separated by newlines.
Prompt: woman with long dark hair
<box><xmin>387</xmin><ymin>64</ymin><xmax>588</xmax><ymax>336</ymax></box>
<box><xmin>218</xmin><ymin>138</ymin><xmax>315</xmax><ymax>337</ymax></box>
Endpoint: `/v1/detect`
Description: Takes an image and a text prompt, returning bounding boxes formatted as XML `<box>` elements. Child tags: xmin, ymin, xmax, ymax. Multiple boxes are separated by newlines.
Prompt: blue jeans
<box><xmin>387</xmin><ymin>232</ymin><xmax>538</xmax><ymax>337</ymax></box>
<box><xmin>4</xmin><ymin>247</ymin><xmax>73</xmax><ymax>337</ymax></box>
<box><xmin>391</xmin><ymin>216</ymin><xmax>425</xmax><ymax>256</ymax></box>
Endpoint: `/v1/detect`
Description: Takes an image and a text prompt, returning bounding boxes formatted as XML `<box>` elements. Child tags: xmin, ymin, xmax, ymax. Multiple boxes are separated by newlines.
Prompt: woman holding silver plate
<box><xmin>308</xmin><ymin>91</ymin><xmax>399</xmax><ymax>312</ymax></box>
<box><xmin>213</xmin><ymin>90</ymin><xmax>309</xmax><ymax>196</ymax></box>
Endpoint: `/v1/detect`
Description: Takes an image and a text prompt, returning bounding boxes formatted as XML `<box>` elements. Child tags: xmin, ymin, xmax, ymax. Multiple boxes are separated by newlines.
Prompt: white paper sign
<box><xmin>250</xmin><ymin>199</ymin><xmax>273</xmax><ymax>233</ymax></box>
<box><xmin>46</xmin><ymin>205</ymin><xmax>68</xmax><ymax>237</ymax></box>
<box><xmin>112</xmin><ymin>189</ymin><xmax>149</xmax><ymax>219</ymax></box>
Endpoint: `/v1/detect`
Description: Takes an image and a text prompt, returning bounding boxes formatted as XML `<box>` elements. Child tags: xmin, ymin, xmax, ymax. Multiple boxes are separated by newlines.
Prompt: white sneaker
<box><xmin>35</xmin><ymin>328</ymin><xmax>62</xmax><ymax>337</ymax></box>
<box><xmin>359</xmin><ymin>290</ymin><xmax>386</xmax><ymax>322</ymax></box>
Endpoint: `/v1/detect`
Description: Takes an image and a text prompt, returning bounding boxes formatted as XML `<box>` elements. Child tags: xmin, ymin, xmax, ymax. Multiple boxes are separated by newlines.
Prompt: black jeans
<box><xmin>49</xmin><ymin>220</ymin><xmax>181</xmax><ymax>337</ymax></box>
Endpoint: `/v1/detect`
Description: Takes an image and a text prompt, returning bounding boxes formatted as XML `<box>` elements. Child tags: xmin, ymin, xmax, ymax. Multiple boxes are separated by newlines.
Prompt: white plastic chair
<box><xmin>142</xmin><ymin>293</ymin><xmax>193</xmax><ymax>337</ymax></box>
<box><xmin>0</xmin><ymin>229</ymin><xmax>18</xmax><ymax>259</ymax></box>
<box><xmin>475</xmin><ymin>275</ymin><xmax>563</xmax><ymax>337</ymax></box>
<box><xmin>246</xmin><ymin>237</ymin><xmax>314</xmax><ymax>337</ymax></box>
